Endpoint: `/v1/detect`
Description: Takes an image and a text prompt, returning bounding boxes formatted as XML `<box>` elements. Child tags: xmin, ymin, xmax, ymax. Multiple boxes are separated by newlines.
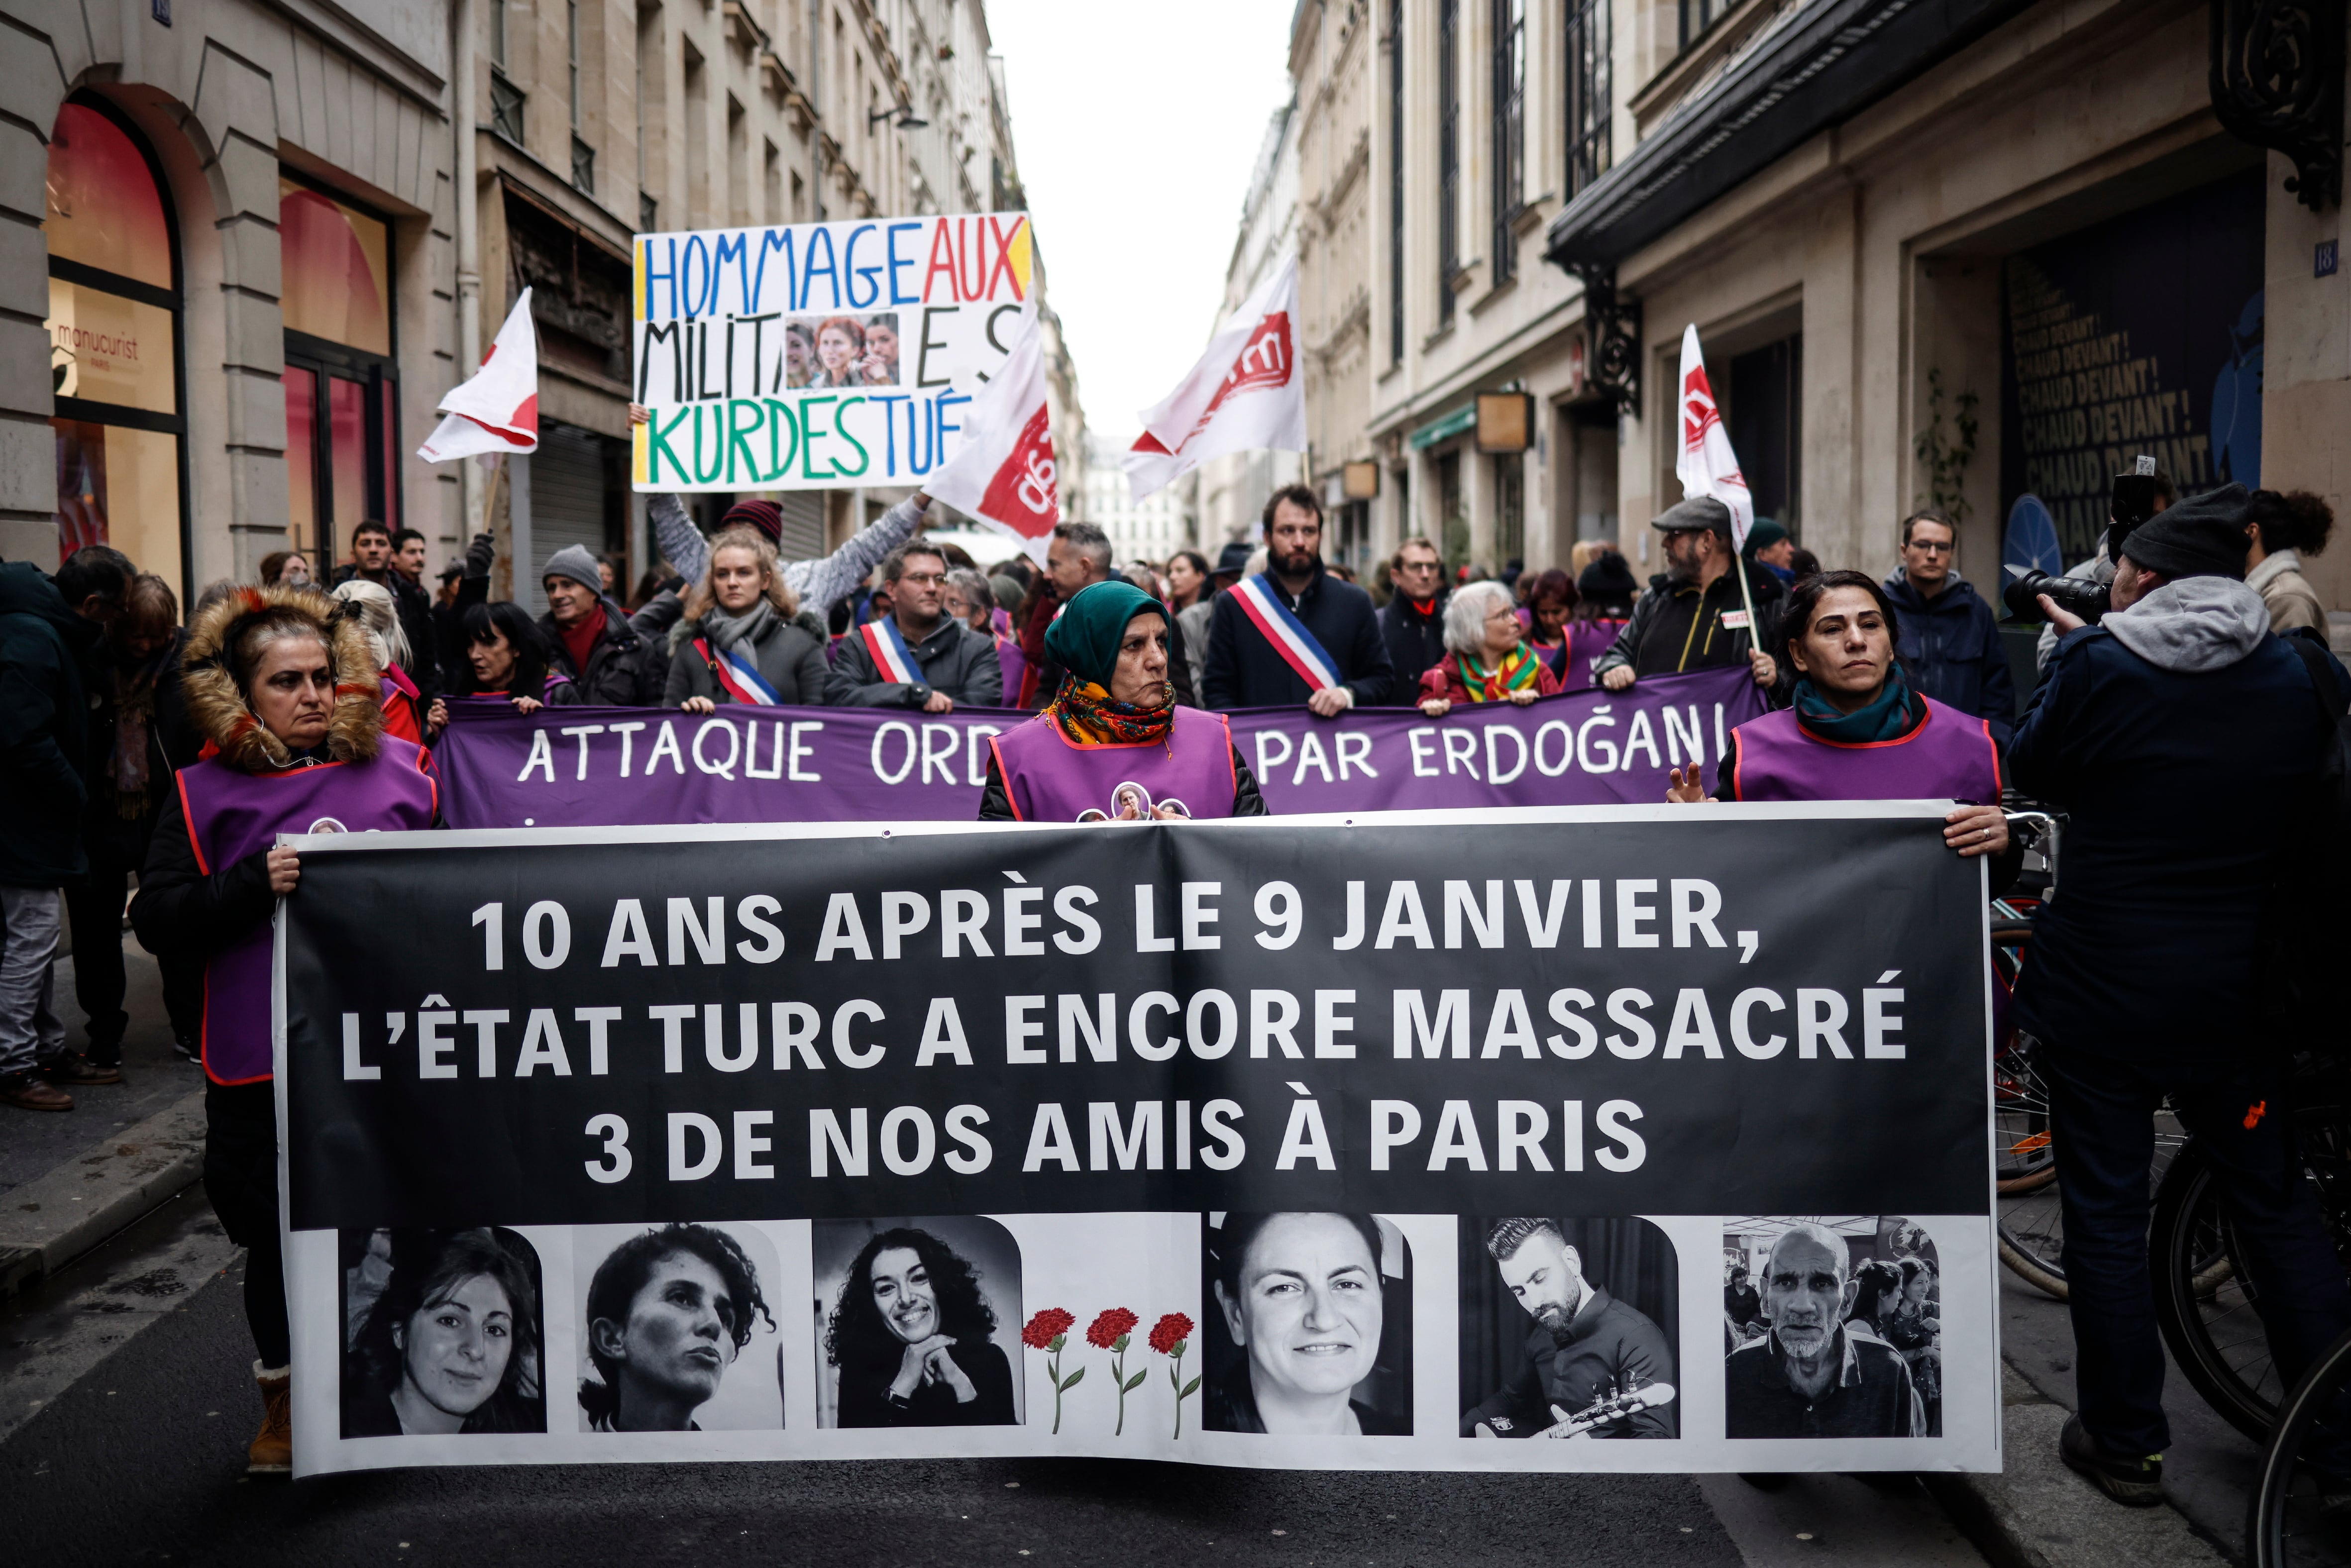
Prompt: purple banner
<box><xmin>429</xmin><ymin>667</ymin><xmax>1765</xmax><ymax>827</ymax></box>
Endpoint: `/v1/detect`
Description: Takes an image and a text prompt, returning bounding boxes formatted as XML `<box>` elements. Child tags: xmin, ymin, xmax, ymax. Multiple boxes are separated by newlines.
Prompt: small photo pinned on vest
<box><xmin>1071</xmin><ymin>782</ymin><xmax>1192</xmax><ymax>824</ymax></box>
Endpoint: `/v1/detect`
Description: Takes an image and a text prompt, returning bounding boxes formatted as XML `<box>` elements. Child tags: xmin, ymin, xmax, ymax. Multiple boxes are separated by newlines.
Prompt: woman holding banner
<box><xmin>663</xmin><ymin>526</ymin><xmax>831</xmax><ymax>712</ymax></box>
<box><xmin>979</xmin><ymin>580</ymin><xmax>1267</xmax><ymax>822</ymax></box>
<box><xmin>1664</xmin><ymin>570</ymin><xmax>2010</xmax><ymax>864</ymax></box>
<box><xmin>129</xmin><ymin>586</ymin><xmax>441</xmax><ymax>1475</ymax></box>
<box><xmin>1417</xmin><ymin>581</ymin><xmax>1563</xmax><ymax>718</ymax></box>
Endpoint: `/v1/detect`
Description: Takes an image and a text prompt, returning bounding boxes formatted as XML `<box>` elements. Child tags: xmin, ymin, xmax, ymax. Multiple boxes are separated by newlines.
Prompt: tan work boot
<box><xmin>248</xmin><ymin>1362</ymin><xmax>291</xmax><ymax>1474</ymax></box>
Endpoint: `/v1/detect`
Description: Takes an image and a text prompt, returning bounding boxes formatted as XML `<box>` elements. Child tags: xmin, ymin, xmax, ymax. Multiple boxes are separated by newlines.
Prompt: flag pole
<box><xmin>1732</xmin><ymin>527</ymin><xmax>1760</xmax><ymax>662</ymax></box>
<box><xmin>480</xmin><ymin>451</ymin><xmax>507</xmax><ymax>536</ymax></box>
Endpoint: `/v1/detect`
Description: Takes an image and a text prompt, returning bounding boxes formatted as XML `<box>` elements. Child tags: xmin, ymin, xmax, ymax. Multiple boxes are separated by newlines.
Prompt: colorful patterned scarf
<box><xmin>1045</xmin><ymin>674</ymin><xmax>1174</xmax><ymax>748</ymax></box>
<box><xmin>1456</xmin><ymin>644</ymin><xmax>1541</xmax><ymax>703</ymax></box>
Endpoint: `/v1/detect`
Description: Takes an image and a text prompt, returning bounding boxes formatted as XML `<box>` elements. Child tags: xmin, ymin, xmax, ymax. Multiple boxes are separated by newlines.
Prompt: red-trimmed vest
<box><xmin>1727</xmin><ymin>694</ymin><xmax>2000</xmax><ymax>803</ymax></box>
<box><xmin>175</xmin><ymin>737</ymin><xmax>439</xmax><ymax>1084</ymax></box>
<box><xmin>988</xmin><ymin>706</ymin><xmax>1238</xmax><ymax>822</ymax></box>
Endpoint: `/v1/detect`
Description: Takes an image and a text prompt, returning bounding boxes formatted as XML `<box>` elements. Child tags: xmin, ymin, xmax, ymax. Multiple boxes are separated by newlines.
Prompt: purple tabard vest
<box><xmin>995</xmin><ymin>634</ymin><xmax>1029</xmax><ymax>705</ymax></box>
<box><xmin>988</xmin><ymin>706</ymin><xmax>1239</xmax><ymax>822</ymax></box>
<box><xmin>175</xmin><ymin>737</ymin><xmax>439</xmax><ymax>1084</ymax></box>
<box><xmin>1562</xmin><ymin>620</ymin><xmax>1623</xmax><ymax>691</ymax></box>
<box><xmin>1728</xmin><ymin>695</ymin><xmax>2000</xmax><ymax>803</ymax></box>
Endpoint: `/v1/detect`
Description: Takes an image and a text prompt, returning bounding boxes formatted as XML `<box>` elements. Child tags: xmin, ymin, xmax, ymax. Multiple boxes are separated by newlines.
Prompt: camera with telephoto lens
<box><xmin>2002</xmin><ymin>567</ymin><xmax>2111</xmax><ymax>625</ymax></box>
<box><xmin>2002</xmin><ymin>457</ymin><xmax>2158</xmax><ymax>624</ymax></box>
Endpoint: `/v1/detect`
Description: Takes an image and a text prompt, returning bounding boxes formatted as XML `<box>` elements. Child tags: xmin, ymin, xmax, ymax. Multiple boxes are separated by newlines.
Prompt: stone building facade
<box><xmin>1288</xmin><ymin>0</ymin><xmax>2346</xmax><ymax>622</ymax></box>
<box><xmin>6</xmin><ymin>0</ymin><xmax>1078</xmax><ymax>611</ymax></box>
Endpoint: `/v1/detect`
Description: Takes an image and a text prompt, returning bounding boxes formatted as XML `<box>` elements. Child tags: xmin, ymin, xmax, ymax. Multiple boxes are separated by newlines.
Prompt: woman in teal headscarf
<box><xmin>979</xmin><ymin>580</ymin><xmax>1268</xmax><ymax>822</ymax></box>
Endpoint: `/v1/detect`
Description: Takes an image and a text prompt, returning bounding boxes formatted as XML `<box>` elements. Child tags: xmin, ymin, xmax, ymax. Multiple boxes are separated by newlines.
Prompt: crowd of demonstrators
<box><xmin>1592</xmin><ymin>497</ymin><xmax>1782</xmax><ymax>698</ymax></box>
<box><xmin>1201</xmin><ymin>485</ymin><xmax>1394</xmax><ymax>716</ymax></box>
<box><xmin>664</xmin><ymin>527</ymin><xmax>830</xmax><ymax>711</ymax></box>
<box><xmin>1015</xmin><ymin>521</ymin><xmax>1116</xmax><ymax>707</ymax></box>
<box><xmin>828</xmin><ymin>540</ymin><xmax>1001</xmax><ymax>712</ymax></box>
<box><xmin>1881</xmin><ymin>508</ymin><xmax>2019</xmax><ymax>746</ymax></box>
<box><xmin>2244</xmin><ymin>487</ymin><xmax>2334</xmax><ymax>633</ymax></box>
<box><xmin>130</xmin><ymin>584</ymin><xmax>442</xmax><ymax>1473</ymax></box>
<box><xmin>1416</xmin><ymin>581</ymin><xmax>1562</xmax><ymax>717</ymax></box>
<box><xmin>982</xmin><ymin>580</ymin><xmax>1265</xmax><ymax>822</ymax></box>
<box><xmin>944</xmin><ymin>565</ymin><xmax>1026</xmax><ymax>700</ymax></box>
<box><xmin>2009</xmin><ymin>487</ymin><xmax>2351</xmax><ymax>1507</ymax></box>
<box><xmin>0</xmin><ymin>546</ymin><xmax>132</xmax><ymax>1111</ymax></box>
<box><xmin>1178</xmin><ymin>542</ymin><xmax>1250</xmax><ymax>698</ymax></box>
<box><xmin>1378</xmin><ymin>536</ymin><xmax>1449</xmax><ymax>691</ymax></box>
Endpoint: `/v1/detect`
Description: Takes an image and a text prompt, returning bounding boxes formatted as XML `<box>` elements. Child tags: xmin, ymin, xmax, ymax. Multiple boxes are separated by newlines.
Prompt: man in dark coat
<box><xmin>1202</xmin><ymin>485</ymin><xmax>1394</xmax><ymax>712</ymax></box>
<box><xmin>331</xmin><ymin>520</ymin><xmax>441</xmax><ymax>699</ymax></box>
<box><xmin>2011</xmin><ymin>484</ymin><xmax>2351</xmax><ymax>1506</ymax></box>
<box><xmin>1376</xmin><ymin>535</ymin><xmax>1449</xmax><ymax>695</ymax></box>
<box><xmin>0</xmin><ymin>546</ymin><xmax>129</xmax><ymax>1112</ymax></box>
<box><xmin>1592</xmin><ymin>497</ymin><xmax>1781</xmax><ymax>696</ymax></box>
<box><xmin>1882</xmin><ymin>508</ymin><xmax>2017</xmax><ymax>746</ymax></box>
<box><xmin>539</xmin><ymin>544</ymin><xmax>662</xmax><ymax>705</ymax></box>
<box><xmin>827</xmin><ymin>540</ymin><xmax>1002</xmax><ymax>710</ymax></box>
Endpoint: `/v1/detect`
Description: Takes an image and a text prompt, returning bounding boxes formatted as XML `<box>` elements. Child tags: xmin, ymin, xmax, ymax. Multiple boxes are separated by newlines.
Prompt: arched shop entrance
<box><xmin>43</xmin><ymin>94</ymin><xmax>188</xmax><ymax>599</ymax></box>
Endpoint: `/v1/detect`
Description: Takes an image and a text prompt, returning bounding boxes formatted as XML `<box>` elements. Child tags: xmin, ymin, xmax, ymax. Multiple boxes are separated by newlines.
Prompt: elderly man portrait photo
<box><xmin>1458</xmin><ymin>1217</ymin><xmax>1678</xmax><ymax>1439</ymax></box>
<box><xmin>1724</xmin><ymin>1220</ymin><xmax>1925</xmax><ymax>1440</ymax></box>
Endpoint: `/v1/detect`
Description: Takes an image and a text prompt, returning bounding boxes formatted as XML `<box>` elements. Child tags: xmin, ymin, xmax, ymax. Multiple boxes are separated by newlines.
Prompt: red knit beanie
<box><xmin>719</xmin><ymin>499</ymin><xmax>784</xmax><ymax>544</ymax></box>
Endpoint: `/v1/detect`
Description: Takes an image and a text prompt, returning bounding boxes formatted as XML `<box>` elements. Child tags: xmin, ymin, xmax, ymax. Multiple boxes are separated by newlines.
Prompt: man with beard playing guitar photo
<box><xmin>1461</xmin><ymin>1219</ymin><xmax>1677</xmax><ymax>1439</ymax></box>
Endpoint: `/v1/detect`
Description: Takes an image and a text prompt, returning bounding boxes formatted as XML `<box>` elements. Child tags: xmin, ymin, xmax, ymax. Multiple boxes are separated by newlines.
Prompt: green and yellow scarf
<box><xmin>1457</xmin><ymin>644</ymin><xmax>1541</xmax><ymax>703</ymax></box>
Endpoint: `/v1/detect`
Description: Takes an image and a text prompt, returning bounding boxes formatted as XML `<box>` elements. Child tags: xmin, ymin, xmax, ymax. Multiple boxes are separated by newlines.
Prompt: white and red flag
<box><xmin>418</xmin><ymin>289</ymin><xmax>541</xmax><ymax>462</ymax></box>
<box><xmin>925</xmin><ymin>300</ymin><xmax>1060</xmax><ymax>562</ymax></box>
<box><xmin>1675</xmin><ymin>322</ymin><xmax>1753</xmax><ymax>552</ymax></box>
<box><xmin>1123</xmin><ymin>254</ymin><xmax>1305</xmax><ymax>502</ymax></box>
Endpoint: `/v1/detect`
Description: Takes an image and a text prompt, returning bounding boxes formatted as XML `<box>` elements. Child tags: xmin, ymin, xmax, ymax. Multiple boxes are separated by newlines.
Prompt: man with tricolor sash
<box><xmin>825</xmin><ymin>540</ymin><xmax>1002</xmax><ymax>712</ymax></box>
<box><xmin>1201</xmin><ymin>485</ymin><xmax>1394</xmax><ymax>715</ymax></box>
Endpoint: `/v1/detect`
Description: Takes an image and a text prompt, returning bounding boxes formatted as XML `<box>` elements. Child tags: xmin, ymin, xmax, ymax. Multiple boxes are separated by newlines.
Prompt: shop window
<box><xmin>1565</xmin><ymin>0</ymin><xmax>1610</xmax><ymax>197</ymax></box>
<box><xmin>281</xmin><ymin>171</ymin><xmax>399</xmax><ymax>564</ymax></box>
<box><xmin>43</xmin><ymin>96</ymin><xmax>186</xmax><ymax>592</ymax></box>
<box><xmin>1728</xmin><ymin>335</ymin><xmax>1802</xmax><ymax>533</ymax></box>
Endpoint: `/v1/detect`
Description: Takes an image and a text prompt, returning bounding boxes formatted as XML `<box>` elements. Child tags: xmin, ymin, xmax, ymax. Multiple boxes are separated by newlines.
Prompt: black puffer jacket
<box><xmin>539</xmin><ymin>597</ymin><xmax>663</xmax><ymax>706</ymax></box>
<box><xmin>0</xmin><ymin>562</ymin><xmax>99</xmax><ymax>885</ymax></box>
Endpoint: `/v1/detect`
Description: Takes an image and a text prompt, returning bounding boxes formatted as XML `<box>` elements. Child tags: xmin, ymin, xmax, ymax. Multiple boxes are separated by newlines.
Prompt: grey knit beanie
<box><xmin>541</xmin><ymin>543</ymin><xmax>603</xmax><ymax>595</ymax></box>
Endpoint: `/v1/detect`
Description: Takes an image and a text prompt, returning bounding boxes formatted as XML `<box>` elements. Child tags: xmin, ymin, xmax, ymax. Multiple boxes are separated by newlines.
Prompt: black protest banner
<box><xmin>283</xmin><ymin>810</ymin><xmax>1988</xmax><ymax>1229</ymax></box>
<box><xmin>279</xmin><ymin>807</ymin><xmax>1997</xmax><ymax>1478</ymax></box>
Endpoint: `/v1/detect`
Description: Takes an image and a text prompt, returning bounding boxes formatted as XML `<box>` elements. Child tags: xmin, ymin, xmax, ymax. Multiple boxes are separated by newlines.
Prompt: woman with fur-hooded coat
<box><xmin>130</xmin><ymin>585</ymin><xmax>440</xmax><ymax>1476</ymax></box>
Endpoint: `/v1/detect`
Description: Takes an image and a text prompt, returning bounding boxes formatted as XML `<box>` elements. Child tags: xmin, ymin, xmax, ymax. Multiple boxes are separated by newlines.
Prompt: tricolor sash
<box><xmin>694</xmin><ymin>637</ymin><xmax>782</xmax><ymax>706</ymax></box>
<box><xmin>858</xmin><ymin>618</ymin><xmax>923</xmax><ymax>684</ymax></box>
<box><xmin>1229</xmin><ymin>572</ymin><xmax>1341</xmax><ymax>692</ymax></box>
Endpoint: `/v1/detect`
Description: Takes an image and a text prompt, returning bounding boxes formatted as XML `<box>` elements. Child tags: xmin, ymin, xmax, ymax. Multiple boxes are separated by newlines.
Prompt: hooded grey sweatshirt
<box><xmin>2102</xmin><ymin>576</ymin><xmax>2271</xmax><ymax>674</ymax></box>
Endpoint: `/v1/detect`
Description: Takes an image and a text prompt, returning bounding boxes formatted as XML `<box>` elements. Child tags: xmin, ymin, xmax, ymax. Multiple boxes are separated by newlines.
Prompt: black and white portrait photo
<box><xmin>1201</xmin><ymin>1212</ymin><xmax>1413</xmax><ymax>1437</ymax></box>
<box><xmin>338</xmin><ymin>1227</ymin><xmax>546</xmax><ymax>1438</ymax></box>
<box><xmin>814</xmin><ymin>1217</ymin><xmax>1025</xmax><ymax>1428</ymax></box>
<box><xmin>574</xmin><ymin>1222</ymin><xmax>781</xmax><ymax>1433</ymax></box>
<box><xmin>1457</xmin><ymin>1217</ymin><xmax>1679</xmax><ymax>1439</ymax></box>
<box><xmin>1723</xmin><ymin>1217</ymin><xmax>1938</xmax><ymax>1439</ymax></box>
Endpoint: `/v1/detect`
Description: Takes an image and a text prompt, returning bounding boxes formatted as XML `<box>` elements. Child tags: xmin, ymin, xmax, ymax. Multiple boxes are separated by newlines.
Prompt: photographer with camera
<box><xmin>2022</xmin><ymin>467</ymin><xmax>2172</xmax><ymax>674</ymax></box>
<box><xmin>2009</xmin><ymin>483</ymin><xmax>2351</xmax><ymax>1508</ymax></box>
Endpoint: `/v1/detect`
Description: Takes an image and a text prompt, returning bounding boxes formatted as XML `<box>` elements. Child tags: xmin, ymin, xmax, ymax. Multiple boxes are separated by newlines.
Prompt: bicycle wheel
<box><xmin>1999</xmin><ymin>1180</ymin><xmax>2068</xmax><ymax>1299</ymax></box>
<box><xmin>2248</xmin><ymin>1325</ymin><xmax>2351</xmax><ymax>1568</ymax></box>
<box><xmin>1995</xmin><ymin>1034</ymin><xmax>2058</xmax><ymax>1194</ymax></box>
<box><xmin>2155</xmin><ymin>1142</ymin><xmax>2279</xmax><ymax>1442</ymax></box>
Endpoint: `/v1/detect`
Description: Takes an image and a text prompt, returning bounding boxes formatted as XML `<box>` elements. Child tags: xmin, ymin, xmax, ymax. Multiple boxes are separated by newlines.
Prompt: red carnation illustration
<box><xmin>1023</xmin><ymin>1308</ymin><xmax>1084</xmax><ymax>1434</ymax></box>
<box><xmin>1088</xmin><ymin>1308</ymin><xmax>1147</xmax><ymax>1435</ymax></box>
<box><xmin>1148</xmin><ymin>1312</ymin><xmax>1193</xmax><ymax>1357</ymax></box>
<box><xmin>1023</xmin><ymin>1307</ymin><xmax>1075</xmax><ymax>1351</ymax></box>
<box><xmin>1151</xmin><ymin>1313</ymin><xmax>1201</xmax><ymax>1438</ymax></box>
<box><xmin>1087</xmin><ymin>1307</ymin><xmax>1140</xmax><ymax>1350</ymax></box>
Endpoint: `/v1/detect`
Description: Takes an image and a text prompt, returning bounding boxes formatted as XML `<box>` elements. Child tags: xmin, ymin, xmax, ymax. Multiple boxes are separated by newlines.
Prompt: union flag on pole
<box><xmin>1123</xmin><ymin>254</ymin><xmax>1305</xmax><ymax>502</ymax></box>
<box><xmin>926</xmin><ymin>301</ymin><xmax>1059</xmax><ymax>561</ymax></box>
<box><xmin>418</xmin><ymin>290</ymin><xmax>541</xmax><ymax>462</ymax></box>
<box><xmin>1675</xmin><ymin>322</ymin><xmax>1753</xmax><ymax>552</ymax></box>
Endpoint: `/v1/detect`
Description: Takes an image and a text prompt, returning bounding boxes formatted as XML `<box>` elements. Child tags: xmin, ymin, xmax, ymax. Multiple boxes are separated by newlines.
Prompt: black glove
<box><xmin>464</xmin><ymin>532</ymin><xmax>496</xmax><ymax>579</ymax></box>
<box><xmin>661</xmin><ymin>575</ymin><xmax>687</xmax><ymax>596</ymax></box>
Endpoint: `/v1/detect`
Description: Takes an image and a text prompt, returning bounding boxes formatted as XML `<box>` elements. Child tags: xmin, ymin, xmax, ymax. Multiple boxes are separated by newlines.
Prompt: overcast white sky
<box><xmin>987</xmin><ymin>1</ymin><xmax>1294</xmax><ymax>444</ymax></box>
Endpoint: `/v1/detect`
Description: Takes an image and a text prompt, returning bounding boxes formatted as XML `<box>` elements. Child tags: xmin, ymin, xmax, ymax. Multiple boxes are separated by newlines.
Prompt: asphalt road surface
<box><xmin>0</xmin><ymin>1196</ymin><xmax>1989</xmax><ymax>1568</ymax></box>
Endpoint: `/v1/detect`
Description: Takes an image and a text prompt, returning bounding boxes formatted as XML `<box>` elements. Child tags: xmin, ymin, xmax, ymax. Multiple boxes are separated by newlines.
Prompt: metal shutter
<box><xmin>527</xmin><ymin>423</ymin><xmax>611</xmax><ymax>613</ymax></box>
<box><xmin>775</xmin><ymin>491</ymin><xmax>824</xmax><ymax>561</ymax></box>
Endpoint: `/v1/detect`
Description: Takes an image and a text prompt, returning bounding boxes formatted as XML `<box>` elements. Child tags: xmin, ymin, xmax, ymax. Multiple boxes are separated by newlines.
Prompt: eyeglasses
<box><xmin>1907</xmin><ymin>538</ymin><xmax>1954</xmax><ymax>555</ymax></box>
<box><xmin>1396</xmin><ymin>560</ymin><xmax>1442</xmax><ymax>575</ymax></box>
<box><xmin>898</xmin><ymin>571</ymin><xmax>948</xmax><ymax>587</ymax></box>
